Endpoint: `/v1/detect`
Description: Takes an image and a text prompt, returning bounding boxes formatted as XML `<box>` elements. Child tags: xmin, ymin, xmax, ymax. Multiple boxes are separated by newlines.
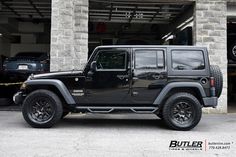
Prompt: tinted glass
<box><xmin>135</xmin><ymin>50</ymin><xmax>164</xmax><ymax>69</ymax></box>
<box><xmin>172</xmin><ymin>50</ymin><xmax>205</xmax><ymax>70</ymax></box>
<box><xmin>96</xmin><ymin>51</ymin><xmax>126</xmax><ymax>69</ymax></box>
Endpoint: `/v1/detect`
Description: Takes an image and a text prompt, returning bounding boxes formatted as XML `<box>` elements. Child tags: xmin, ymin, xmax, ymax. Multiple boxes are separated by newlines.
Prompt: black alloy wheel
<box><xmin>28</xmin><ymin>97</ymin><xmax>55</xmax><ymax>124</ymax></box>
<box><xmin>22</xmin><ymin>89</ymin><xmax>63</xmax><ymax>128</ymax></box>
<box><xmin>162</xmin><ymin>92</ymin><xmax>202</xmax><ymax>131</ymax></box>
<box><xmin>170</xmin><ymin>101</ymin><xmax>194</xmax><ymax>125</ymax></box>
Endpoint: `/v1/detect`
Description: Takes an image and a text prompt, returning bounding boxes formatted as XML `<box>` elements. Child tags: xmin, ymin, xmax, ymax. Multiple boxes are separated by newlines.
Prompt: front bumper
<box><xmin>13</xmin><ymin>92</ymin><xmax>24</xmax><ymax>105</ymax></box>
<box><xmin>203</xmin><ymin>97</ymin><xmax>218</xmax><ymax>108</ymax></box>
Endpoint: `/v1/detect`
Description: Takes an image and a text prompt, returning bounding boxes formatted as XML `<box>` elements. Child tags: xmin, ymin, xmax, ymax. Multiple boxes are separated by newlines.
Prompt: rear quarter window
<box><xmin>171</xmin><ymin>50</ymin><xmax>205</xmax><ymax>70</ymax></box>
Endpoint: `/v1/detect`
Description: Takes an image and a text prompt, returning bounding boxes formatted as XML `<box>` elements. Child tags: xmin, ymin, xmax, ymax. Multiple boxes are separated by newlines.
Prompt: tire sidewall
<box><xmin>163</xmin><ymin>93</ymin><xmax>202</xmax><ymax>131</ymax></box>
<box><xmin>22</xmin><ymin>90</ymin><xmax>63</xmax><ymax>128</ymax></box>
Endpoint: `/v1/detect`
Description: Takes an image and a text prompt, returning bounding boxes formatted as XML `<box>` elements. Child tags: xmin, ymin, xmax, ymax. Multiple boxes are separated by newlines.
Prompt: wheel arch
<box><xmin>153</xmin><ymin>82</ymin><xmax>206</xmax><ymax>107</ymax></box>
<box><xmin>24</xmin><ymin>79</ymin><xmax>76</xmax><ymax>105</ymax></box>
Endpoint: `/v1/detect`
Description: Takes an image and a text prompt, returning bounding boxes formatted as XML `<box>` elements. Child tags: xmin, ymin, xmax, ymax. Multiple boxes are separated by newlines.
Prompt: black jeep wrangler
<box><xmin>14</xmin><ymin>46</ymin><xmax>223</xmax><ymax>130</ymax></box>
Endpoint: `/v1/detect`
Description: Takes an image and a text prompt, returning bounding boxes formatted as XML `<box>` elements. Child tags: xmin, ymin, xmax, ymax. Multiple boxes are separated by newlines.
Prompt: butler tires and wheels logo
<box><xmin>169</xmin><ymin>140</ymin><xmax>233</xmax><ymax>151</ymax></box>
<box><xmin>169</xmin><ymin>140</ymin><xmax>203</xmax><ymax>151</ymax></box>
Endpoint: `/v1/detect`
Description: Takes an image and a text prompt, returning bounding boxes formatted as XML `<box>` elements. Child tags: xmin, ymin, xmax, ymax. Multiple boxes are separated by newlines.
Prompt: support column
<box><xmin>50</xmin><ymin>0</ymin><xmax>88</xmax><ymax>71</ymax></box>
<box><xmin>194</xmin><ymin>0</ymin><xmax>227</xmax><ymax>113</ymax></box>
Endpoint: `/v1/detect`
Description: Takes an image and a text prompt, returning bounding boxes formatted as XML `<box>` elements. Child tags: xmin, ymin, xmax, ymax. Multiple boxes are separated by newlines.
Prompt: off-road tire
<box><xmin>162</xmin><ymin>92</ymin><xmax>202</xmax><ymax>131</ymax></box>
<box><xmin>22</xmin><ymin>89</ymin><xmax>63</xmax><ymax>128</ymax></box>
<box><xmin>210</xmin><ymin>65</ymin><xmax>223</xmax><ymax>98</ymax></box>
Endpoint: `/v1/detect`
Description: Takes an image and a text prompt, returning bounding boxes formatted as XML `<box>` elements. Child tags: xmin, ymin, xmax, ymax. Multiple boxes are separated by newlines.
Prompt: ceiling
<box><xmin>0</xmin><ymin>0</ymin><xmax>193</xmax><ymax>24</ymax></box>
<box><xmin>0</xmin><ymin>0</ymin><xmax>51</xmax><ymax>19</ymax></box>
<box><xmin>228</xmin><ymin>4</ymin><xmax>236</xmax><ymax>22</ymax></box>
<box><xmin>89</xmin><ymin>0</ymin><xmax>193</xmax><ymax>24</ymax></box>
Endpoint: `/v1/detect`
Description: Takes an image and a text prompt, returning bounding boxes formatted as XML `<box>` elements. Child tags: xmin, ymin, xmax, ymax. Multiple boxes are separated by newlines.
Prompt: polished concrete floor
<box><xmin>0</xmin><ymin>111</ymin><xmax>236</xmax><ymax>157</ymax></box>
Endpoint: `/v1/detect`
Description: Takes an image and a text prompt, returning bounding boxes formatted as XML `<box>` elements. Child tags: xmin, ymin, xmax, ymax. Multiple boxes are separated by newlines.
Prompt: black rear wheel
<box><xmin>22</xmin><ymin>89</ymin><xmax>63</xmax><ymax>128</ymax></box>
<box><xmin>162</xmin><ymin>92</ymin><xmax>202</xmax><ymax>131</ymax></box>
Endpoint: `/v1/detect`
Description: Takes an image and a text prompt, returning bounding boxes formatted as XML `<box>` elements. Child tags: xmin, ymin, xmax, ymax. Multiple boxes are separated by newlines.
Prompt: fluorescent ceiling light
<box><xmin>166</xmin><ymin>35</ymin><xmax>174</xmax><ymax>41</ymax></box>
<box><xmin>177</xmin><ymin>17</ymin><xmax>194</xmax><ymax>29</ymax></box>
<box><xmin>162</xmin><ymin>32</ymin><xmax>171</xmax><ymax>40</ymax></box>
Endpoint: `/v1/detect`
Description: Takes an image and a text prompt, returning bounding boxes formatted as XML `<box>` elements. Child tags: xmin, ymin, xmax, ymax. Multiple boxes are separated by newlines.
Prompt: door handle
<box><xmin>117</xmin><ymin>75</ymin><xmax>129</xmax><ymax>80</ymax></box>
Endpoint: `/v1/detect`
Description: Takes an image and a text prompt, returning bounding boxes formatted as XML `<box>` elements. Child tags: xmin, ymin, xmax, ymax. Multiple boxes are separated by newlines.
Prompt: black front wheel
<box><xmin>22</xmin><ymin>89</ymin><xmax>63</xmax><ymax>128</ymax></box>
<box><xmin>162</xmin><ymin>92</ymin><xmax>202</xmax><ymax>131</ymax></box>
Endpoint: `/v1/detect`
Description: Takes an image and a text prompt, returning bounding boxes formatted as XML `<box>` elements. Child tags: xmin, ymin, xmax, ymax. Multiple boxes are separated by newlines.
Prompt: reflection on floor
<box><xmin>228</xmin><ymin>102</ymin><xmax>236</xmax><ymax>113</ymax></box>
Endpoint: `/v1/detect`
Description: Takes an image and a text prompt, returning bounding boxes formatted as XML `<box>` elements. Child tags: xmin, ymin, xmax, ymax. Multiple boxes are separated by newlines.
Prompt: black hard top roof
<box><xmin>96</xmin><ymin>45</ymin><xmax>206</xmax><ymax>49</ymax></box>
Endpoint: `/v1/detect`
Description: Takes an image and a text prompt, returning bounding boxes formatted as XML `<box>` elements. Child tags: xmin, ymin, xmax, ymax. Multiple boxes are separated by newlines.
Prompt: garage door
<box><xmin>88</xmin><ymin>0</ymin><xmax>194</xmax><ymax>55</ymax></box>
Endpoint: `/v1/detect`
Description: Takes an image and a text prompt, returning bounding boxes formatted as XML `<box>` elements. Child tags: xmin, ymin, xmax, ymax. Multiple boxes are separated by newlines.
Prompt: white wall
<box><xmin>9</xmin><ymin>22</ymin><xmax>50</xmax><ymax>56</ymax></box>
<box><xmin>228</xmin><ymin>4</ymin><xmax>236</xmax><ymax>17</ymax></box>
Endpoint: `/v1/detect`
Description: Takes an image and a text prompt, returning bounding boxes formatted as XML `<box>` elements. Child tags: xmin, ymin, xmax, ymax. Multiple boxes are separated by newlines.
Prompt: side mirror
<box><xmin>90</xmin><ymin>61</ymin><xmax>97</xmax><ymax>72</ymax></box>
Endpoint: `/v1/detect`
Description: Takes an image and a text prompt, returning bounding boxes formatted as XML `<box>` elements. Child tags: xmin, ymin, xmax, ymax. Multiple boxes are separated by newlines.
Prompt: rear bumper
<box><xmin>13</xmin><ymin>92</ymin><xmax>24</xmax><ymax>105</ymax></box>
<box><xmin>4</xmin><ymin>63</ymin><xmax>49</xmax><ymax>76</ymax></box>
<box><xmin>203</xmin><ymin>97</ymin><xmax>218</xmax><ymax>108</ymax></box>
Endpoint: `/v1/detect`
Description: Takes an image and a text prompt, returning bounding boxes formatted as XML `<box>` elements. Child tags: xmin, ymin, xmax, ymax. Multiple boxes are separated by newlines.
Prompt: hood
<box><xmin>31</xmin><ymin>70</ymin><xmax>83</xmax><ymax>79</ymax></box>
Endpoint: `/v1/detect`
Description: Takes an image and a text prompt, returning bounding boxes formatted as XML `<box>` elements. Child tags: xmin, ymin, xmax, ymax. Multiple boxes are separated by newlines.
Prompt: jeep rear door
<box><xmin>130</xmin><ymin>48</ymin><xmax>167</xmax><ymax>105</ymax></box>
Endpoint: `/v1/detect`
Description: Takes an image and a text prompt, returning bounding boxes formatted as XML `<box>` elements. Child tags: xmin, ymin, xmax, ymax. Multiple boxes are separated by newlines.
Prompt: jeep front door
<box><xmin>84</xmin><ymin>48</ymin><xmax>131</xmax><ymax>105</ymax></box>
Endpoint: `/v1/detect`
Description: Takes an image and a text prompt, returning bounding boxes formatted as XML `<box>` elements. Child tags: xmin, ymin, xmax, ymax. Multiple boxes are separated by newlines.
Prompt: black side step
<box><xmin>75</xmin><ymin>106</ymin><xmax>159</xmax><ymax>114</ymax></box>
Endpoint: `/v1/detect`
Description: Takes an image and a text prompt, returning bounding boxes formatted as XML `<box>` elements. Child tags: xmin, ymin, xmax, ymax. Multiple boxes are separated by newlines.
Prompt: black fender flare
<box><xmin>25</xmin><ymin>79</ymin><xmax>76</xmax><ymax>104</ymax></box>
<box><xmin>153</xmin><ymin>82</ymin><xmax>206</xmax><ymax>105</ymax></box>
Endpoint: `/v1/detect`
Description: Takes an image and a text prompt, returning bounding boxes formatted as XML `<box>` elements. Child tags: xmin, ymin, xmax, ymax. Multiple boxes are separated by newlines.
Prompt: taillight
<box><xmin>210</xmin><ymin>77</ymin><xmax>215</xmax><ymax>87</ymax></box>
<box><xmin>210</xmin><ymin>77</ymin><xmax>216</xmax><ymax>97</ymax></box>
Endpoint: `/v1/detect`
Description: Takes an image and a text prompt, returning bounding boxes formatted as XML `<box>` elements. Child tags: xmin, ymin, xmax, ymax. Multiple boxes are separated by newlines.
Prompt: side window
<box><xmin>171</xmin><ymin>50</ymin><xmax>205</xmax><ymax>70</ymax></box>
<box><xmin>96</xmin><ymin>50</ymin><xmax>126</xmax><ymax>70</ymax></box>
<box><xmin>134</xmin><ymin>50</ymin><xmax>164</xmax><ymax>69</ymax></box>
